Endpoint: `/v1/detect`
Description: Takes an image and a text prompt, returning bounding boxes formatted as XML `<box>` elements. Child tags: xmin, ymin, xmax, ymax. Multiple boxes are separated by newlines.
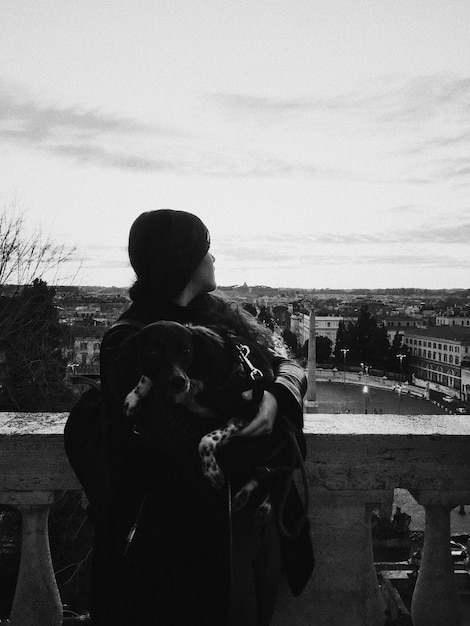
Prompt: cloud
<box><xmin>210</xmin><ymin>92</ymin><xmax>361</xmax><ymax>117</ymax></box>
<box><xmin>48</xmin><ymin>143</ymin><xmax>176</xmax><ymax>172</ymax></box>
<box><xmin>208</xmin><ymin>73</ymin><xmax>470</xmax><ymax>186</ymax></box>
<box><xmin>432</xmin><ymin>157</ymin><xmax>470</xmax><ymax>183</ymax></box>
<box><xmin>212</xmin><ymin>74</ymin><xmax>470</xmax><ymax>125</ymax></box>
<box><xmin>357</xmin><ymin>253</ymin><xmax>470</xmax><ymax>269</ymax></box>
<box><xmin>218</xmin><ymin>221</ymin><xmax>470</xmax><ymax>252</ymax></box>
<box><xmin>0</xmin><ymin>91</ymin><xmax>153</xmax><ymax>143</ymax></box>
<box><xmin>0</xmin><ymin>79</ymin><xmax>346</xmax><ymax>177</ymax></box>
<box><xmin>0</xmin><ymin>77</ymin><xmax>188</xmax><ymax>171</ymax></box>
<box><xmin>389</xmin><ymin>204</ymin><xmax>421</xmax><ymax>214</ymax></box>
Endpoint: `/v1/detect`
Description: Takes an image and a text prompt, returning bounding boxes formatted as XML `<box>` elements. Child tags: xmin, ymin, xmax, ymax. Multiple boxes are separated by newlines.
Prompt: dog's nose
<box><xmin>169</xmin><ymin>375</ymin><xmax>187</xmax><ymax>394</ymax></box>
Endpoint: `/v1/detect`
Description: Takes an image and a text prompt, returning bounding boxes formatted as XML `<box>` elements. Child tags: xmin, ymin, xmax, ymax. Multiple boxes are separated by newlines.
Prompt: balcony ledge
<box><xmin>1</xmin><ymin>412</ymin><xmax>470</xmax><ymax>625</ymax></box>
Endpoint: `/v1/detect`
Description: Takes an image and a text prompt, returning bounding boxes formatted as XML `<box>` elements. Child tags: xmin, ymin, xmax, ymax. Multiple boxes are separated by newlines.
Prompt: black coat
<box><xmin>73</xmin><ymin>296</ymin><xmax>314</xmax><ymax>625</ymax></box>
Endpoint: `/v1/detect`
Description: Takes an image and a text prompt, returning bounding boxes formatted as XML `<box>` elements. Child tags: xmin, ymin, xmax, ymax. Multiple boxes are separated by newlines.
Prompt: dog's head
<box><xmin>130</xmin><ymin>320</ymin><xmax>225</xmax><ymax>398</ymax></box>
<box><xmin>131</xmin><ymin>321</ymin><xmax>194</xmax><ymax>396</ymax></box>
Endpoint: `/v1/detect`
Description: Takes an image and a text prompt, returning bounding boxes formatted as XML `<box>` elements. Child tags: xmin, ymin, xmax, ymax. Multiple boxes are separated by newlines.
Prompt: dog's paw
<box><xmin>123</xmin><ymin>376</ymin><xmax>154</xmax><ymax>417</ymax></box>
<box><xmin>123</xmin><ymin>390</ymin><xmax>139</xmax><ymax>417</ymax></box>
<box><xmin>253</xmin><ymin>495</ymin><xmax>272</xmax><ymax>526</ymax></box>
<box><xmin>198</xmin><ymin>438</ymin><xmax>225</xmax><ymax>488</ymax></box>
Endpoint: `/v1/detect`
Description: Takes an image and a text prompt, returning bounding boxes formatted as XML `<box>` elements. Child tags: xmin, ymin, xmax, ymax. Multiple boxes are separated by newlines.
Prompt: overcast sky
<box><xmin>1</xmin><ymin>0</ymin><xmax>469</xmax><ymax>289</ymax></box>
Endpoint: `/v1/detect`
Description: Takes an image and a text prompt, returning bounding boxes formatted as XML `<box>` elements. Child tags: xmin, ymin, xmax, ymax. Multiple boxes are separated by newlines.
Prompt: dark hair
<box><xmin>128</xmin><ymin>209</ymin><xmax>210</xmax><ymax>302</ymax></box>
<box><xmin>193</xmin><ymin>292</ymin><xmax>274</xmax><ymax>349</ymax></box>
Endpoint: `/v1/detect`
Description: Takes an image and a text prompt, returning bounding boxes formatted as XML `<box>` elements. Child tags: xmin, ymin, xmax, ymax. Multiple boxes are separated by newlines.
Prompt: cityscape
<box><xmin>55</xmin><ymin>283</ymin><xmax>470</xmax><ymax>411</ymax></box>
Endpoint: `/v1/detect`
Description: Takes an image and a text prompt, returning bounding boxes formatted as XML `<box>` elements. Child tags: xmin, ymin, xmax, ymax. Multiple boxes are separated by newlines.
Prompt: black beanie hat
<box><xmin>128</xmin><ymin>209</ymin><xmax>210</xmax><ymax>300</ymax></box>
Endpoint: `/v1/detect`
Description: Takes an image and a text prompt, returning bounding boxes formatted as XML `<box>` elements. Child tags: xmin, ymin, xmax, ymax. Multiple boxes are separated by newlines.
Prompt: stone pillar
<box><xmin>410</xmin><ymin>490</ymin><xmax>470</xmax><ymax>626</ymax></box>
<box><xmin>0</xmin><ymin>490</ymin><xmax>62</xmax><ymax>626</ymax></box>
<box><xmin>272</xmin><ymin>488</ymin><xmax>390</xmax><ymax>626</ymax></box>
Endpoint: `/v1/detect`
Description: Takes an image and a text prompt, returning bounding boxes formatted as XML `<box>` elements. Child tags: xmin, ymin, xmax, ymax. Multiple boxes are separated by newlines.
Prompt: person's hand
<box><xmin>237</xmin><ymin>390</ymin><xmax>278</xmax><ymax>437</ymax></box>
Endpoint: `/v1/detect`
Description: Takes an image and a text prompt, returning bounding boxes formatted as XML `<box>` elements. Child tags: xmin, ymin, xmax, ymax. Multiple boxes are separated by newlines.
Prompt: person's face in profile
<box><xmin>191</xmin><ymin>251</ymin><xmax>216</xmax><ymax>296</ymax></box>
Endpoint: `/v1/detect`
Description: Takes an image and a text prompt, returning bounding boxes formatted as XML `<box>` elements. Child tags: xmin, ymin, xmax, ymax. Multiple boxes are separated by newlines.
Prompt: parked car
<box><xmin>410</xmin><ymin>542</ymin><xmax>468</xmax><ymax>566</ymax></box>
<box><xmin>455</xmin><ymin>407</ymin><xmax>469</xmax><ymax>414</ymax></box>
<box><xmin>442</xmin><ymin>395</ymin><xmax>454</xmax><ymax>403</ymax></box>
<box><xmin>450</xmin><ymin>540</ymin><xmax>468</xmax><ymax>563</ymax></box>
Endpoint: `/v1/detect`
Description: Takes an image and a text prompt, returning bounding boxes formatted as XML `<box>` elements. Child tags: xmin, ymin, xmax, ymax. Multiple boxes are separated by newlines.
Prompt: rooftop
<box><xmin>404</xmin><ymin>326</ymin><xmax>470</xmax><ymax>343</ymax></box>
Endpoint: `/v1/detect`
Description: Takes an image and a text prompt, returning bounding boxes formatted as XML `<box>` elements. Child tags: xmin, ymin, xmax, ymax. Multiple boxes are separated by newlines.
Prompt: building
<box><xmin>402</xmin><ymin>327</ymin><xmax>470</xmax><ymax>397</ymax></box>
<box><xmin>384</xmin><ymin>316</ymin><xmax>423</xmax><ymax>344</ymax></box>
<box><xmin>384</xmin><ymin>317</ymin><xmax>422</xmax><ymax>329</ymax></box>
<box><xmin>290</xmin><ymin>313</ymin><xmax>344</xmax><ymax>349</ymax></box>
<box><xmin>73</xmin><ymin>336</ymin><xmax>101</xmax><ymax>371</ymax></box>
<box><xmin>62</xmin><ymin>325</ymin><xmax>105</xmax><ymax>374</ymax></box>
<box><xmin>462</xmin><ymin>361</ymin><xmax>470</xmax><ymax>402</ymax></box>
<box><xmin>436</xmin><ymin>315</ymin><xmax>470</xmax><ymax>327</ymax></box>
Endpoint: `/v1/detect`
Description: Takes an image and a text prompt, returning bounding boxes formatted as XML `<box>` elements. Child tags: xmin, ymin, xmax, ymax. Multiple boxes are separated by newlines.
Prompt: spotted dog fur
<box><xmin>198</xmin><ymin>419</ymin><xmax>245</xmax><ymax>488</ymax></box>
<box><xmin>122</xmin><ymin>320</ymin><xmax>276</xmax><ymax>517</ymax></box>
<box><xmin>198</xmin><ymin>420</ymin><xmax>273</xmax><ymax>521</ymax></box>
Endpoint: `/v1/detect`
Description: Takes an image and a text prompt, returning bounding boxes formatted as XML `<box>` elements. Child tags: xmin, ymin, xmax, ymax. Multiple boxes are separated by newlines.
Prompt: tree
<box><xmin>303</xmin><ymin>336</ymin><xmax>333</xmax><ymax>364</ymax></box>
<box><xmin>258</xmin><ymin>306</ymin><xmax>275</xmax><ymax>330</ymax></box>
<box><xmin>0</xmin><ymin>279</ymin><xmax>74</xmax><ymax>411</ymax></box>
<box><xmin>281</xmin><ymin>328</ymin><xmax>299</xmax><ymax>355</ymax></box>
<box><xmin>0</xmin><ymin>207</ymin><xmax>75</xmax><ymax>291</ymax></box>
<box><xmin>333</xmin><ymin>305</ymin><xmax>391</xmax><ymax>369</ymax></box>
<box><xmin>0</xmin><ymin>207</ymin><xmax>76</xmax><ymax>411</ymax></box>
<box><xmin>316</xmin><ymin>336</ymin><xmax>333</xmax><ymax>364</ymax></box>
<box><xmin>242</xmin><ymin>302</ymin><xmax>257</xmax><ymax>317</ymax></box>
<box><xmin>334</xmin><ymin>319</ymin><xmax>351</xmax><ymax>363</ymax></box>
<box><xmin>385</xmin><ymin>332</ymin><xmax>411</xmax><ymax>377</ymax></box>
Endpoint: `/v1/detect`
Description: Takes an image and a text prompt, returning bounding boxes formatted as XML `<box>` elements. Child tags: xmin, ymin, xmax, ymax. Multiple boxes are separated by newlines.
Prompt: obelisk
<box><xmin>305</xmin><ymin>304</ymin><xmax>319</xmax><ymax>413</ymax></box>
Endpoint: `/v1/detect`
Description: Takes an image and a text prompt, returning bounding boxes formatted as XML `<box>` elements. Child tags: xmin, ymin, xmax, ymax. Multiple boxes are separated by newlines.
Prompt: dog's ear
<box><xmin>187</xmin><ymin>325</ymin><xmax>226</xmax><ymax>377</ymax></box>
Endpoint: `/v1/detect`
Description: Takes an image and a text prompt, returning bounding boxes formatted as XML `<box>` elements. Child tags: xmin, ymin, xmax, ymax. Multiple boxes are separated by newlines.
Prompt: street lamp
<box><xmin>363</xmin><ymin>385</ymin><xmax>369</xmax><ymax>414</ymax></box>
<box><xmin>397</xmin><ymin>353</ymin><xmax>405</xmax><ymax>383</ymax></box>
<box><xmin>341</xmin><ymin>348</ymin><xmax>349</xmax><ymax>389</ymax></box>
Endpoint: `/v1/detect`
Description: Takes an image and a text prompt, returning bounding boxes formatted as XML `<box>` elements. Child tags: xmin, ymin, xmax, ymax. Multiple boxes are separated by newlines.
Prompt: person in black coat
<box><xmin>72</xmin><ymin>209</ymin><xmax>313</xmax><ymax>625</ymax></box>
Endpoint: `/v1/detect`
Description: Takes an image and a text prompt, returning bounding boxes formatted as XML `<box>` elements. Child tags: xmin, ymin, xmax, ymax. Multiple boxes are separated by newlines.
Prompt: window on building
<box><xmin>449</xmin><ymin>355</ymin><xmax>454</xmax><ymax>364</ymax></box>
<box><xmin>80</xmin><ymin>342</ymin><xmax>88</xmax><ymax>350</ymax></box>
<box><xmin>438</xmin><ymin>343</ymin><xmax>442</xmax><ymax>349</ymax></box>
<box><xmin>456</xmin><ymin>357</ymin><xmax>460</xmax><ymax>365</ymax></box>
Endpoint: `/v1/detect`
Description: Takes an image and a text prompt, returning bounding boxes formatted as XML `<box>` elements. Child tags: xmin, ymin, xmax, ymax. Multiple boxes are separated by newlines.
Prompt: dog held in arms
<box><xmin>123</xmin><ymin>320</ymin><xmax>286</xmax><ymax>520</ymax></box>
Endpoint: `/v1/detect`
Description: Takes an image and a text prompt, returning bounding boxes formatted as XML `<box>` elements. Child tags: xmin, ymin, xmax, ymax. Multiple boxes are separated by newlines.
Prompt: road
<box><xmin>315</xmin><ymin>381</ymin><xmax>447</xmax><ymax>415</ymax></box>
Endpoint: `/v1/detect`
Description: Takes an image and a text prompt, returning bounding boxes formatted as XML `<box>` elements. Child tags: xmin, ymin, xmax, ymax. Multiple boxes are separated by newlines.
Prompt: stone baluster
<box><xmin>0</xmin><ymin>490</ymin><xmax>62</xmax><ymax>626</ymax></box>
<box><xmin>410</xmin><ymin>490</ymin><xmax>470</xmax><ymax>626</ymax></box>
<box><xmin>273</xmin><ymin>488</ymin><xmax>391</xmax><ymax>626</ymax></box>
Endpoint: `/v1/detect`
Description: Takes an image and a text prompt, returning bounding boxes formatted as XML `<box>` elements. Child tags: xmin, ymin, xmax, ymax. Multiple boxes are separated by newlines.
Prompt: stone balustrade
<box><xmin>1</xmin><ymin>412</ymin><xmax>470</xmax><ymax>625</ymax></box>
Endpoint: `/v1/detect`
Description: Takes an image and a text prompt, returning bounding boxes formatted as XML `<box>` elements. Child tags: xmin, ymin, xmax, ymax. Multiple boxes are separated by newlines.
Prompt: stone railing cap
<box><xmin>304</xmin><ymin>414</ymin><xmax>470</xmax><ymax>436</ymax></box>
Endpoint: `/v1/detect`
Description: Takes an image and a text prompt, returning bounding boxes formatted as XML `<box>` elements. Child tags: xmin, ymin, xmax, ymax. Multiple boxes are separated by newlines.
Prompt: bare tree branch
<box><xmin>0</xmin><ymin>203</ymin><xmax>77</xmax><ymax>290</ymax></box>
